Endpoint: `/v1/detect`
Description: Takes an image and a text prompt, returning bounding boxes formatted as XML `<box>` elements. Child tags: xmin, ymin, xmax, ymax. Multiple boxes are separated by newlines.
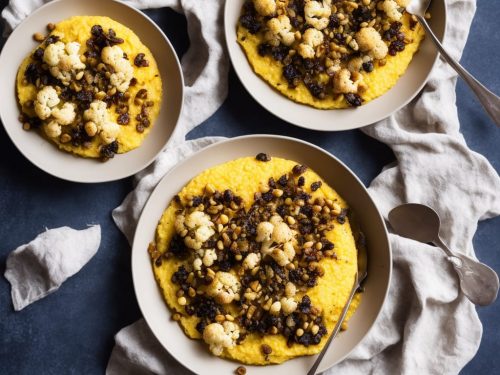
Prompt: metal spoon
<box><xmin>307</xmin><ymin>241</ymin><xmax>368</xmax><ymax>375</ymax></box>
<box><xmin>388</xmin><ymin>203</ymin><xmax>499</xmax><ymax>306</ymax></box>
<box><xmin>407</xmin><ymin>0</ymin><xmax>500</xmax><ymax>126</ymax></box>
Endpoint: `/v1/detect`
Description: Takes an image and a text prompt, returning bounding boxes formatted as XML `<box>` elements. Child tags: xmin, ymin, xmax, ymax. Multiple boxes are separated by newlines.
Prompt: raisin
<box><xmin>223</xmin><ymin>189</ymin><xmax>234</xmax><ymax>203</ymax></box>
<box><xmin>362</xmin><ymin>61</ymin><xmax>374</xmax><ymax>73</ymax></box>
<box><xmin>292</xmin><ymin>164</ymin><xmax>308</xmax><ymax>175</ymax></box>
<box><xmin>344</xmin><ymin>93</ymin><xmax>363</xmax><ymax>107</ymax></box>
<box><xmin>171</xmin><ymin>265</ymin><xmax>189</xmax><ymax>285</ymax></box>
<box><xmin>261</xmin><ymin>344</ymin><xmax>272</xmax><ymax>355</ymax></box>
<box><xmin>389</xmin><ymin>40</ymin><xmax>405</xmax><ymax>56</ymax></box>
<box><xmin>257</xmin><ymin>43</ymin><xmax>272</xmax><ymax>56</ymax></box>
<box><xmin>117</xmin><ymin>113</ymin><xmax>130</xmax><ymax>125</ymax></box>
<box><xmin>271</xmin><ymin>45</ymin><xmax>289</xmax><ymax>61</ymax></box>
<box><xmin>240</xmin><ymin>14</ymin><xmax>261</xmax><ymax>34</ymax></box>
<box><xmin>328</xmin><ymin>14</ymin><xmax>339</xmax><ymax>28</ymax></box>
<box><xmin>100</xmin><ymin>140</ymin><xmax>119</xmax><ymax>159</ymax></box>
<box><xmin>278</xmin><ymin>174</ymin><xmax>288</xmax><ymax>186</ymax></box>
<box><xmin>256</xmin><ymin>152</ymin><xmax>271</xmax><ymax>162</ymax></box>
<box><xmin>282</xmin><ymin>64</ymin><xmax>301</xmax><ymax>87</ymax></box>
<box><xmin>134</xmin><ymin>53</ymin><xmax>150</xmax><ymax>67</ymax></box>
<box><xmin>297</xmin><ymin>176</ymin><xmax>305</xmax><ymax>186</ymax></box>
<box><xmin>298</xmin><ymin>295</ymin><xmax>312</xmax><ymax>313</ymax></box>
<box><xmin>169</xmin><ymin>235</ymin><xmax>188</xmax><ymax>259</ymax></box>
<box><xmin>310</xmin><ymin>181</ymin><xmax>322</xmax><ymax>191</ymax></box>
<box><xmin>33</xmin><ymin>48</ymin><xmax>44</xmax><ymax>60</ymax></box>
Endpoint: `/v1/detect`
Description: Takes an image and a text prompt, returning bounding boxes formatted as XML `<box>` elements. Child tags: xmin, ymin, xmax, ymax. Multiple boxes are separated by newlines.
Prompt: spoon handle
<box><xmin>416</xmin><ymin>15</ymin><xmax>500</xmax><ymax>126</ymax></box>
<box><xmin>307</xmin><ymin>274</ymin><xmax>358</xmax><ymax>375</ymax></box>
<box><xmin>434</xmin><ymin>237</ymin><xmax>499</xmax><ymax>306</ymax></box>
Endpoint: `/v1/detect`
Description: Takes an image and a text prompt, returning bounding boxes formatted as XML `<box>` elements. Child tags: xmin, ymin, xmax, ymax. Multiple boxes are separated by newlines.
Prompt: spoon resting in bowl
<box><xmin>407</xmin><ymin>0</ymin><xmax>500</xmax><ymax>125</ymax></box>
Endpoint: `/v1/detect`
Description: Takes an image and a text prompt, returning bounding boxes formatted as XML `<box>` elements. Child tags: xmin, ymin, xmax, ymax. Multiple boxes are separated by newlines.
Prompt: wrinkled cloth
<box><xmin>4</xmin><ymin>225</ymin><xmax>101</xmax><ymax>311</ymax></box>
<box><xmin>4</xmin><ymin>0</ymin><xmax>500</xmax><ymax>374</ymax></box>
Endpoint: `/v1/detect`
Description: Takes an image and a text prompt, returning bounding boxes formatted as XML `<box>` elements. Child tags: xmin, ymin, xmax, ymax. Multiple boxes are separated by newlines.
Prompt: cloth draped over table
<box><xmin>3</xmin><ymin>0</ymin><xmax>500</xmax><ymax>374</ymax></box>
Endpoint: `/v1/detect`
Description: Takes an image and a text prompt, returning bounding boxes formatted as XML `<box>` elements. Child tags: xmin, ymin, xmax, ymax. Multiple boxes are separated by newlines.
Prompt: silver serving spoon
<box><xmin>307</xmin><ymin>241</ymin><xmax>368</xmax><ymax>375</ymax></box>
<box><xmin>388</xmin><ymin>203</ymin><xmax>499</xmax><ymax>306</ymax></box>
<box><xmin>407</xmin><ymin>0</ymin><xmax>500</xmax><ymax>126</ymax></box>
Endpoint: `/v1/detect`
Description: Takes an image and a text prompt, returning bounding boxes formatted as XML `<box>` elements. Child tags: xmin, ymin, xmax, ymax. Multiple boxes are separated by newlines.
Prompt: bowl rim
<box><xmin>0</xmin><ymin>0</ymin><xmax>184</xmax><ymax>183</ymax></box>
<box><xmin>224</xmin><ymin>0</ymin><xmax>448</xmax><ymax>132</ymax></box>
<box><xmin>131</xmin><ymin>134</ymin><xmax>392</xmax><ymax>374</ymax></box>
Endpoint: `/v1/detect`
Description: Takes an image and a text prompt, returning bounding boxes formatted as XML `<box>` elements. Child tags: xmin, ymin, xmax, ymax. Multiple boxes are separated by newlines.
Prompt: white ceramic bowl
<box><xmin>225</xmin><ymin>0</ymin><xmax>446</xmax><ymax>131</ymax></box>
<box><xmin>132</xmin><ymin>135</ymin><xmax>392</xmax><ymax>375</ymax></box>
<box><xmin>0</xmin><ymin>0</ymin><xmax>183</xmax><ymax>183</ymax></box>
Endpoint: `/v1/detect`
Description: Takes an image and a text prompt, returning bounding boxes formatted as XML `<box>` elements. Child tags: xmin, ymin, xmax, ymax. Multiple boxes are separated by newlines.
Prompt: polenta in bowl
<box><xmin>148</xmin><ymin>153</ymin><xmax>364</xmax><ymax>365</ymax></box>
<box><xmin>237</xmin><ymin>0</ymin><xmax>425</xmax><ymax>108</ymax></box>
<box><xmin>16</xmin><ymin>16</ymin><xmax>162</xmax><ymax>160</ymax></box>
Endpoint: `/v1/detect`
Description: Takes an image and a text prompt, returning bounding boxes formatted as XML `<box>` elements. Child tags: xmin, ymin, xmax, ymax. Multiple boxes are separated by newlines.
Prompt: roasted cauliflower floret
<box><xmin>253</xmin><ymin>0</ymin><xmax>276</xmax><ymax>16</ymax></box>
<box><xmin>242</xmin><ymin>252</ymin><xmax>261</xmax><ymax>270</ymax></box>
<box><xmin>304</xmin><ymin>0</ymin><xmax>331</xmax><ymax>30</ymax></box>
<box><xmin>83</xmin><ymin>100</ymin><xmax>108</xmax><ymax>125</ymax></box>
<box><xmin>83</xmin><ymin>100</ymin><xmax>121</xmax><ymax>144</ymax></box>
<box><xmin>297</xmin><ymin>28</ymin><xmax>324</xmax><ymax>59</ymax></box>
<box><xmin>100</xmin><ymin>121</ymin><xmax>121</xmax><ymax>144</ymax></box>
<box><xmin>202</xmin><ymin>321</ymin><xmax>240</xmax><ymax>356</ymax></box>
<box><xmin>265</xmin><ymin>15</ymin><xmax>295</xmax><ymax>47</ymax></box>
<box><xmin>44</xmin><ymin>120</ymin><xmax>62</xmax><ymax>138</ymax></box>
<box><xmin>378</xmin><ymin>0</ymin><xmax>403</xmax><ymax>21</ymax></box>
<box><xmin>256</xmin><ymin>216</ymin><xmax>296</xmax><ymax>265</ymax></box>
<box><xmin>355</xmin><ymin>27</ymin><xmax>389</xmax><ymax>60</ymax></box>
<box><xmin>34</xmin><ymin>86</ymin><xmax>60</xmax><ymax>120</ymax></box>
<box><xmin>175</xmin><ymin>211</ymin><xmax>215</xmax><ymax>250</ymax></box>
<box><xmin>256</xmin><ymin>221</ymin><xmax>274</xmax><ymax>243</ymax></box>
<box><xmin>43</xmin><ymin>41</ymin><xmax>85</xmax><ymax>84</ymax></box>
<box><xmin>333</xmin><ymin>68</ymin><xmax>365</xmax><ymax>94</ymax></box>
<box><xmin>101</xmin><ymin>45</ymin><xmax>134</xmax><ymax>92</ymax></box>
<box><xmin>51</xmin><ymin>102</ymin><xmax>76</xmax><ymax>125</ymax></box>
<box><xmin>207</xmin><ymin>271</ymin><xmax>241</xmax><ymax>304</ymax></box>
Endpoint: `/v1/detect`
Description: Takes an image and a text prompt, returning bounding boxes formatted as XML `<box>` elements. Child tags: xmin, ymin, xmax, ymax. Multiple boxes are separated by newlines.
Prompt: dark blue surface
<box><xmin>0</xmin><ymin>1</ymin><xmax>498</xmax><ymax>374</ymax></box>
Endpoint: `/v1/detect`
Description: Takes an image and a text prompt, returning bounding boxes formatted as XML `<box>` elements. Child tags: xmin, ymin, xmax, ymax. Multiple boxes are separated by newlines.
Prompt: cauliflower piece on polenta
<box><xmin>256</xmin><ymin>215</ymin><xmax>296</xmax><ymax>266</ymax></box>
<box><xmin>297</xmin><ymin>28</ymin><xmax>324</xmax><ymax>59</ymax></box>
<box><xmin>83</xmin><ymin>100</ymin><xmax>120</xmax><ymax>144</ymax></box>
<box><xmin>44</xmin><ymin>120</ymin><xmax>62</xmax><ymax>138</ymax></box>
<box><xmin>265</xmin><ymin>15</ymin><xmax>295</xmax><ymax>47</ymax></box>
<box><xmin>333</xmin><ymin>68</ymin><xmax>364</xmax><ymax>94</ymax></box>
<box><xmin>34</xmin><ymin>86</ymin><xmax>60</xmax><ymax>120</ymax></box>
<box><xmin>175</xmin><ymin>211</ymin><xmax>215</xmax><ymax>250</ymax></box>
<box><xmin>202</xmin><ymin>322</ymin><xmax>240</xmax><ymax>356</ymax></box>
<box><xmin>207</xmin><ymin>271</ymin><xmax>241</xmax><ymax>304</ymax></box>
<box><xmin>355</xmin><ymin>27</ymin><xmax>389</xmax><ymax>60</ymax></box>
<box><xmin>43</xmin><ymin>41</ymin><xmax>85</xmax><ymax>85</ymax></box>
<box><xmin>304</xmin><ymin>0</ymin><xmax>331</xmax><ymax>30</ymax></box>
<box><xmin>253</xmin><ymin>0</ymin><xmax>276</xmax><ymax>16</ymax></box>
<box><xmin>51</xmin><ymin>102</ymin><xmax>76</xmax><ymax>125</ymax></box>
<box><xmin>378</xmin><ymin>0</ymin><xmax>403</xmax><ymax>21</ymax></box>
<box><xmin>101</xmin><ymin>45</ymin><xmax>134</xmax><ymax>92</ymax></box>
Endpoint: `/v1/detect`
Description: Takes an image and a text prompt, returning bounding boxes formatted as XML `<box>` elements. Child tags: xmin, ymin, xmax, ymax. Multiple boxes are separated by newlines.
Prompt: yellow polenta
<box><xmin>16</xmin><ymin>16</ymin><xmax>162</xmax><ymax>158</ymax></box>
<box><xmin>237</xmin><ymin>13</ymin><xmax>425</xmax><ymax>109</ymax></box>
<box><xmin>153</xmin><ymin>157</ymin><xmax>361</xmax><ymax>364</ymax></box>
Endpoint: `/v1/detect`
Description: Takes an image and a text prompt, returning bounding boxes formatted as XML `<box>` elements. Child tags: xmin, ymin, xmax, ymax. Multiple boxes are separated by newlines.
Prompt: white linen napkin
<box><xmin>3</xmin><ymin>1</ymin><xmax>500</xmax><ymax>375</ymax></box>
<box><xmin>4</xmin><ymin>225</ymin><xmax>101</xmax><ymax>311</ymax></box>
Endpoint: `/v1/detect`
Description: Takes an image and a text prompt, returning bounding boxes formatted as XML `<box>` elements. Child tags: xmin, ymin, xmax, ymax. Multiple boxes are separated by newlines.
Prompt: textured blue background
<box><xmin>0</xmin><ymin>1</ymin><xmax>498</xmax><ymax>374</ymax></box>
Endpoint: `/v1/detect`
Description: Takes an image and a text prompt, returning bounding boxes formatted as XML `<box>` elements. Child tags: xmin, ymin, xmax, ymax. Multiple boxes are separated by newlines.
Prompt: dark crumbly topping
<box><xmin>152</xmin><ymin>162</ymin><xmax>350</xmax><ymax>350</ymax></box>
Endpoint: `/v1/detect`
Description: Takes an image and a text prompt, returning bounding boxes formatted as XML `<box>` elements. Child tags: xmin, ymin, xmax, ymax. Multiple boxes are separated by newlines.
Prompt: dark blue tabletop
<box><xmin>0</xmin><ymin>1</ymin><xmax>498</xmax><ymax>374</ymax></box>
